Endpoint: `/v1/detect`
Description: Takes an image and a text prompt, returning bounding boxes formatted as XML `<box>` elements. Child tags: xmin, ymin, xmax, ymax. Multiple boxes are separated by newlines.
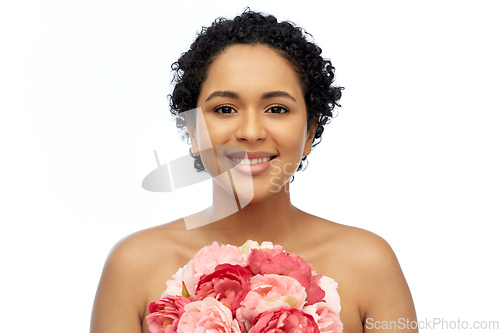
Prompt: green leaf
<box><xmin>182</xmin><ymin>281</ymin><xmax>190</xmax><ymax>298</ymax></box>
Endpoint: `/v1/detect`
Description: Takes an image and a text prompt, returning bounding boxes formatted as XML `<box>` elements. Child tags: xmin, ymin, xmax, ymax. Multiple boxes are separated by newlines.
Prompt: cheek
<box><xmin>201</xmin><ymin>112</ymin><xmax>235</xmax><ymax>143</ymax></box>
<box><xmin>274</xmin><ymin>123</ymin><xmax>308</xmax><ymax>154</ymax></box>
<box><xmin>195</xmin><ymin>112</ymin><xmax>233</xmax><ymax>151</ymax></box>
<box><xmin>204</xmin><ymin>123</ymin><xmax>229</xmax><ymax>142</ymax></box>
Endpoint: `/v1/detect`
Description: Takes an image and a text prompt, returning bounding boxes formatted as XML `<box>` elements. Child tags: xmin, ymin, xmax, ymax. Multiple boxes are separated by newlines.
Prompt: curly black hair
<box><xmin>169</xmin><ymin>9</ymin><xmax>343</xmax><ymax>173</ymax></box>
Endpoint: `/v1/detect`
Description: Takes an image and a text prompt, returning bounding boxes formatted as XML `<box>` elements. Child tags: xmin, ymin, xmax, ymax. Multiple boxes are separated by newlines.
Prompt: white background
<box><xmin>1</xmin><ymin>0</ymin><xmax>499</xmax><ymax>332</ymax></box>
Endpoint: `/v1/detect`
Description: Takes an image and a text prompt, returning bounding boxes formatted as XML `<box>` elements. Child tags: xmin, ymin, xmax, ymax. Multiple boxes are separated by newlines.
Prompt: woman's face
<box><xmin>192</xmin><ymin>43</ymin><xmax>315</xmax><ymax>203</ymax></box>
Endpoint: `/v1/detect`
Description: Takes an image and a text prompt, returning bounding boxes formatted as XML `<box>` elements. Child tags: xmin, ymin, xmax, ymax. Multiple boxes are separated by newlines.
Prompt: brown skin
<box><xmin>91</xmin><ymin>44</ymin><xmax>418</xmax><ymax>333</ymax></box>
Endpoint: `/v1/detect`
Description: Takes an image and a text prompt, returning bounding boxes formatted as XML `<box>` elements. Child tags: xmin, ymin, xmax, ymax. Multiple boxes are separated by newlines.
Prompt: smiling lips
<box><xmin>225</xmin><ymin>151</ymin><xmax>277</xmax><ymax>176</ymax></box>
<box><xmin>228</xmin><ymin>155</ymin><xmax>274</xmax><ymax>165</ymax></box>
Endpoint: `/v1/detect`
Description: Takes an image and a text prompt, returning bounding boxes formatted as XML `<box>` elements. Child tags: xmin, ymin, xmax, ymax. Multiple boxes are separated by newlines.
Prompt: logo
<box><xmin>141</xmin><ymin>108</ymin><xmax>255</xmax><ymax>229</ymax></box>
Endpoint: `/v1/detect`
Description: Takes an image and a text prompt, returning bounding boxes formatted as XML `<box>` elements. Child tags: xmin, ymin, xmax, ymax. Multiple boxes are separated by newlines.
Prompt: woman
<box><xmin>91</xmin><ymin>10</ymin><xmax>417</xmax><ymax>333</ymax></box>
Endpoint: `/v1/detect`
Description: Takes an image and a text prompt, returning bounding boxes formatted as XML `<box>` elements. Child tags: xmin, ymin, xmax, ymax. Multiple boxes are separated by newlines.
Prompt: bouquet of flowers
<box><xmin>147</xmin><ymin>240</ymin><xmax>343</xmax><ymax>333</ymax></box>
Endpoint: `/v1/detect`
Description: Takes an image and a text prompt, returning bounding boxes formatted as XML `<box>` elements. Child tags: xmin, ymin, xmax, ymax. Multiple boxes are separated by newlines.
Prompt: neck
<box><xmin>193</xmin><ymin>179</ymin><xmax>303</xmax><ymax>246</ymax></box>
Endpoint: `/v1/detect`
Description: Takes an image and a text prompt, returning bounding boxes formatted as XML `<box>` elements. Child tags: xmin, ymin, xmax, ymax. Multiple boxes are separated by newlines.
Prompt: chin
<box><xmin>213</xmin><ymin>171</ymin><xmax>291</xmax><ymax>207</ymax></box>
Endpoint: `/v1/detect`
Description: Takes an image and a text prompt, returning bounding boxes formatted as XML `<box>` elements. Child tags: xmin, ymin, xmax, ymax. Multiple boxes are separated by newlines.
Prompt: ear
<box><xmin>186</xmin><ymin>114</ymin><xmax>200</xmax><ymax>156</ymax></box>
<box><xmin>302</xmin><ymin>123</ymin><xmax>318</xmax><ymax>157</ymax></box>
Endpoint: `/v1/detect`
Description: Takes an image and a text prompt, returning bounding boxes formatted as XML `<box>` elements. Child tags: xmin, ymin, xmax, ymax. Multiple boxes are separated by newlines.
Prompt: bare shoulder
<box><xmin>101</xmin><ymin>219</ymin><xmax>190</xmax><ymax>278</ymax></box>
<box><xmin>302</xmin><ymin>216</ymin><xmax>397</xmax><ymax>267</ymax></box>
<box><xmin>324</xmin><ymin>222</ymin><xmax>407</xmax><ymax>295</ymax></box>
<box><xmin>304</xmin><ymin>216</ymin><xmax>417</xmax><ymax>331</ymax></box>
<box><xmin>327</xmin><ymin>221</ymin><xmax>398</xmax><ymax>268</ymax></box>
<box><xmin>91</xmin><ymin>219</ymin><xmax>190</xmax><ymax>333</ymax></box>
<box><xmin>309</xmin><ymin>216</ymin><xmax>408</xmax><ymax>292</ymax></box>
<box><xmin>113</xmin><ymin>219</ymin><xmax>191</xmax><ymax>260</ymax></box>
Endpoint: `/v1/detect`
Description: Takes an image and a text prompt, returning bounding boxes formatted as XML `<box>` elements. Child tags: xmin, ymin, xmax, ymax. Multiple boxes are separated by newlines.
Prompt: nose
<box><xmin>234</xmin><ymin>109</ymin><xmax>267</xmax><ymax>143</ymax></box>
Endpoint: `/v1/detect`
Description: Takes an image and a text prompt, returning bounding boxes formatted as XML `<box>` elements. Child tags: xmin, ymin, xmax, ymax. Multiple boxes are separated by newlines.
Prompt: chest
<box><xmin>140</xmin><ymin>244</ymin><xmax>365</xmax><ymax>333</ymax></box>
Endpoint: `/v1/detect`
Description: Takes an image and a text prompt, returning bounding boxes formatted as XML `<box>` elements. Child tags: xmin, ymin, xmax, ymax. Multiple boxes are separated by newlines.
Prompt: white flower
<box><xmin>317</xmin><ymin>275</ymin><xmax>341</xmax><ymax>315</ymax></box>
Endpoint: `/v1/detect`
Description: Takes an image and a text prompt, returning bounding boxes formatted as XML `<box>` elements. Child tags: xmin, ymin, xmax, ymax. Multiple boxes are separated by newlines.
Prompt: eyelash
<box><xmin>266</xmin><ymin>105</ymin><xmax>289</xmax><ymax>114</ymax></box>
<box><xmin>214</xmin><ymin>105</ymin><xmax>237</xmax><ymax>114</ymax></box>
<box><xmin>213</xmin><ymin>105</ymin><xmax>290</xmax><ymax>114</ymax></box>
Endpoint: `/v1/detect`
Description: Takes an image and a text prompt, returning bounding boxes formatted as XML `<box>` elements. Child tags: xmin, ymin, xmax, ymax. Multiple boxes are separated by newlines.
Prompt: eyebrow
<box><xmin>261</xmin><ymin>91</ymin><xmax>296</xmax><ymax>102</ymax></box>
<box><xmin>204</xmin><ymin>90</ymin><xmax>296</xmax><ymax>102</ymax></box>
<box><xmin>205</xmin><ymin>90</ymin><xmax>239</xmax><ymax>102</ymax></box>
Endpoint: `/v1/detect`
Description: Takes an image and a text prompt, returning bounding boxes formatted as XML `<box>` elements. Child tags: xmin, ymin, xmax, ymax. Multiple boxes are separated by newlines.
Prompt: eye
<box><xmin>265</xmin><ymin>105</ymin><xmax>289</xmax><ymax>114</ymax></box>
<box><xmin>214</xmin><ymin>105</ymin><xmax>237</xmax><ymax>114</ymax></box>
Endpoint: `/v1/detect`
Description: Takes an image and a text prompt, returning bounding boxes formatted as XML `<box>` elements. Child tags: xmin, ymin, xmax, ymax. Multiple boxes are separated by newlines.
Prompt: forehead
<box><xmin>198</xmin><ymin>44</ymin><xmax>304</xmax><ymax>102</ymax></box>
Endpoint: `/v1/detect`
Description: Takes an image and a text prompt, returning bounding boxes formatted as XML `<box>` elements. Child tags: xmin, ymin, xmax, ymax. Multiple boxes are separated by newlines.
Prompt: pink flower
<box><xmin>248</xmin><ymin>247</ymin><xmax>325</xmax><ymax>304</ymax></box>
<box><xmin>249</xmin><ymin>308</ymin><xmax>320</xmax><ymax>333</ymax></box>
<box><xmin>162</xmin><ymin>242</ymin><xmax>247</xmax><ymax>297</ymax></box>
<box><xmin>177</xmin><ymin>297</ymin><xmax>241</xmax><ymax>333</ymax></box>
<box><xmin>192</xmin><ymin>242</ymin><xmax>247</xmax><ymax>274</ymax></box>
<box><xmin>162</xmin><ymin>267</ymin><xmax>184</xmax><ymax>297</ymax></box>
<box><xmin>146</xmin><ymin>295</ymin><xmax>191</xmax><ymax>333</ymax></box>
<box><xmin>238</xmin><ymin>240</ymin><xmax>277</xmax><ymax>259</ymax></box>
<box><xmin>303</xmin><ymin>302</ymin><xmax>343</xmax><ymax>333</ymax></box>
<box><xmin>194</xmin><ymin>263</ymin><xmax>252</xmax><ymax>315</ymax></box>
<box><xmin>237</xmin><ymin>274</ymin><xmax>307</xmax><ymax>325</ymax></box>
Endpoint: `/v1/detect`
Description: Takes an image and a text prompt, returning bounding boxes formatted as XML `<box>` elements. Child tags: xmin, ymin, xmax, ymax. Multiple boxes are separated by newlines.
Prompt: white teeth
<box><xmin>228</xmin><ymin>156</ymin><xmax>273</xmax><ymax>165</ymax></box>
